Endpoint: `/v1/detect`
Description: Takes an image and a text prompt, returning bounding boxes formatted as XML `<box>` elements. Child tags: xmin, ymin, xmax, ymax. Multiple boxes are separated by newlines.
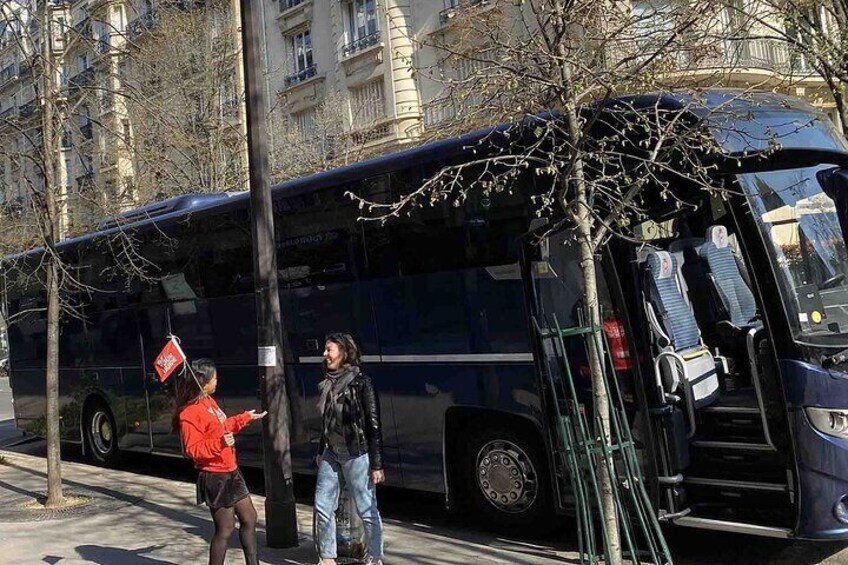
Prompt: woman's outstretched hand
<box><xmin>371</xmin><ymin>470</ymin><xmax>385</xmax><ymax>485</ymax></box>
<box><xmin>247</xmin><ymin>410</ymin><xmax>268</xmax><ymax>420</ymax></box>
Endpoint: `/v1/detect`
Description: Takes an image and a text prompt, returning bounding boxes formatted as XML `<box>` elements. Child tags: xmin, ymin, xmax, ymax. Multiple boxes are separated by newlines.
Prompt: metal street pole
<box><xmin>239</xmin><ymin>0</ymin><xmax>299</xmax><ymax>548</ymax></box>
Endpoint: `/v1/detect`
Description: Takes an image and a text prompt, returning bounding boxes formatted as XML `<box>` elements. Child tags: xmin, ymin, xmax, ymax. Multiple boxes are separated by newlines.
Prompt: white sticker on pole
<box><xmin>258</xmin><ymin>346</ymin><xmax>277</xmax><ymax>367</ymax></box>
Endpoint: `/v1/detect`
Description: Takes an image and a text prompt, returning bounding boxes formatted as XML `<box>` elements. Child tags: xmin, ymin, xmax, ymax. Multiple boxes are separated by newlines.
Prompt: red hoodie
<box><xmin>179</xmin><ymin>396</ymin><xmax>252</xmax><ymax>473</ymax></box>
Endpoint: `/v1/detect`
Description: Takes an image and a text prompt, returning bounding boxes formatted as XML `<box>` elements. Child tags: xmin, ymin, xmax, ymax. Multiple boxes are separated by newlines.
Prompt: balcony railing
<box><xmin>439</xmin><ymin>0</ymin><xmax>489</xmax><ymax>25</ymax></box>
<box><xmin>284</xmin><ymin>65</ymin><xmax>317</xmax><ymax>88</ymax></box>
<box><xmin>73</xmin><ymin>17</ymin><xmax>90</xmax><ymax>36</ymax></box>
<box><xmin>98</xmin><ymin>39</ymin><xmax>110</xmax><ymax>54</ymax></box>
<box><xmin>80</xmin><ymin>123</ymin><xmax>93</xmax><ymax>140</ymax></box>
<box><xmin>68</xmin><ymin>67</ymin><xmax>95</xmax><ymax>90</ymax></box>
<box><xmin>18</xmin><ymin>100</ymin><xmax>36</xmax><ymax>118</ymax></box>
<box><xmin>279</xmin><ymin>0</ymin><xmax>305</xmax><ymax>11</ymax></box>
<box><xmin>128</xmin><ymin>12</ymin><xmax>158</xmax><ymax>40</ymax></box>
<box><xmin>343</xmin><ymin>31</ymin><xmax>381</xmax><ymax>57</ymax></box>
<box><xmin>0</xmin><ymin>63</ymin><xmax>18</xmax><ymax>86</ymax></box>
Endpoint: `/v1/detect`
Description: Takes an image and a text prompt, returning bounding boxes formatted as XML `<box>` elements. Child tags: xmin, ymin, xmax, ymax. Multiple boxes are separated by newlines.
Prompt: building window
<box><xmin>350</xmin><ymin>80</ymin><xmax>385</xmax><ymax>129</ymax></box>
<box><xmin>291</xmin><ymin>29</ymin><xmax>313</xmax><ymax>74</ymax></box>
<box><xmin>348</xmin><ymin>0</ymin><xmax>378</xmax><ymax>38</ymax></box>
<box><xmin>293</xmin><ymin>108</ymin><xmax>316</xmax><ymax>140</ymax></box>
<box><xmin>344</xmin><ymin>0</ymin><xmax>379</xmax><ymax>56</ymax></box>
<box><xmin>285</xmin><ymin>29</ymin><xmax>316</xmax><ymax>87</ymax></box>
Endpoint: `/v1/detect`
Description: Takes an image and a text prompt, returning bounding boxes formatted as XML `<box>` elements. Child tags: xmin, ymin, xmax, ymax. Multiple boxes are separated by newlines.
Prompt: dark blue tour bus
<box><xmin>7</xmin><ymin>90</ymin><xmax>848</xmax><ymax>538</ymax></box>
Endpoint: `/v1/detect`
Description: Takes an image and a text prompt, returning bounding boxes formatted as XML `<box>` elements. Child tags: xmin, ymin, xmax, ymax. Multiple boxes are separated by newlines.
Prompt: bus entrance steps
<box><xmin>533</xmin><ymin>315</ymin><xmax>672</xmax><ymax>565</ymax></box>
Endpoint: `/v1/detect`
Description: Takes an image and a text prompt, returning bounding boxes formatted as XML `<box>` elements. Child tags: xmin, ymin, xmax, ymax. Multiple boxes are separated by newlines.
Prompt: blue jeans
<box><xmin>315</xmin><ymin>449</ymin><xmax>384</xmax><ymax>559</ymax></box>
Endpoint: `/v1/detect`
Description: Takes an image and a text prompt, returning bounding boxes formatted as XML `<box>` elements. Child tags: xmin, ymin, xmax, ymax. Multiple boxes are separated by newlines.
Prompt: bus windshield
<box><xmin>741</xmin><ymin>164</ymin><xmax>848</xmax><ymax>342</ymax></box>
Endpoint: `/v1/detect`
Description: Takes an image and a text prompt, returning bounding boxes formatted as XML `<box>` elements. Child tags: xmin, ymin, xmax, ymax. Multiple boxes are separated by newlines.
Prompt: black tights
<box><xmin>210</xmin><ymin>497</ymin><xmax>258</xmax><ymax>565</ymax></box>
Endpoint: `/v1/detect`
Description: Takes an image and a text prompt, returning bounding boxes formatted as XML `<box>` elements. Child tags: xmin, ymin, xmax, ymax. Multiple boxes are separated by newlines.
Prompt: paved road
<box><xmin>3</xmin><ymin>383</ymin><xmax>848</xmax><ymax>563</ymax></box>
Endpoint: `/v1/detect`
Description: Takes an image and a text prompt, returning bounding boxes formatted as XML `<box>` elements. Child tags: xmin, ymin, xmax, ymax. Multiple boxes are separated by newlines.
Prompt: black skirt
<box><xmin>196</xmin><ymin>469</ymin><xmax>250</xmax><ymax>510</ymax></box>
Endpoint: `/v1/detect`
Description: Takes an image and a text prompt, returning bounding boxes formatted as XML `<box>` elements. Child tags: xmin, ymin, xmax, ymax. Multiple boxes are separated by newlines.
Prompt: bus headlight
<box><xmin>806</xmin><ymin>407</ymin><xmax>848</xmax><ymax>439</ymax></box>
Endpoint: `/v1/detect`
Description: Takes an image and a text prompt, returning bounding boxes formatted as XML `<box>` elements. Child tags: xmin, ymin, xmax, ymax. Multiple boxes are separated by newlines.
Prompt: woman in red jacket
<box><xmin>175</xmin><ymin>358</ymin><xmax>267</xmax><ymax>565</ymax></box>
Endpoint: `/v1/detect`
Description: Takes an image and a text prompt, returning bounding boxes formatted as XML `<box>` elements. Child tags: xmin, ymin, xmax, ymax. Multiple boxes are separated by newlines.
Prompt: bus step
<box><xmin>690</xmin><ymin>440</ymin><xmax>775</xmax><ymax>452</ymax></box>
<box><xmin>683</xmin><ymin>476</ymin><xmax>789</xmax><ymax>492</ymax></box>
<box><xmin>689</xmin><ymin>447</ymin><xmax>786</xmax><ymax>482</ymax></box>
<box><xmin>668</xmin><ymin>515</ymin><xmax>792</xmax><ymax>538</ymax></box>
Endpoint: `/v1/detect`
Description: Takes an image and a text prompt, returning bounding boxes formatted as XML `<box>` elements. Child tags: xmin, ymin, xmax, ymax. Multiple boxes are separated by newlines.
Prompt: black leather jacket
<box><xmin>319</xmin><ymin>373</ymin><xmax>384</xmax><ymax>471</ymax></box>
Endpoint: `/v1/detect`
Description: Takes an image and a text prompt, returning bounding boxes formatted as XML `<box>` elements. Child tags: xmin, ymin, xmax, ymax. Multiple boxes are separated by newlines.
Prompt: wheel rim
<box><xmin>476</xmin><ymin>439</ymin><xmax>538</xmax><ymax>514</ymax></box>
<box><xmin>90</xmin><ymin>410</ymin><xmax>113</xmax><ymax>456</ymax></box>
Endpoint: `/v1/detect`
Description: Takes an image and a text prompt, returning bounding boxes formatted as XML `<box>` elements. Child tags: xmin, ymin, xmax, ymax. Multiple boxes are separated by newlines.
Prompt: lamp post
<box><xmin>239</xmin><ymin>0</ymin><xmax>299</xmax><ymax>548</ymax></box>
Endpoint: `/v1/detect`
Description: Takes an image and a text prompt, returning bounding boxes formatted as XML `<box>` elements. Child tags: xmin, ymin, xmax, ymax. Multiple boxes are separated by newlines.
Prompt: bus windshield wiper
<box><xmin>822</xmin><ymin>348</ymin><xmax>848</xmax><ymax>369</ymax></box>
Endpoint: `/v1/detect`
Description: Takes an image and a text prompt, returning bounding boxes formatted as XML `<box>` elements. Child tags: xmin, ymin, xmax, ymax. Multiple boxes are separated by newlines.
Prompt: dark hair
<box><xmin>172</xmin><ymin>358</ymin><xmax>217</xmax><ymax>432</ymax></box>
<box><xmin>325</xmin><ymin>333</ymin><xmax>361</xmax><ymax>369</ymax></box>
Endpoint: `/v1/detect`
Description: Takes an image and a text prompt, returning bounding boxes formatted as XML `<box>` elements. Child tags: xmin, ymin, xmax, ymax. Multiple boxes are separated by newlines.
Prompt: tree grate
<box><xmin>0</xmin><ymin>487</ymin><xmax>140</xmax><ymax>523</ymax></box>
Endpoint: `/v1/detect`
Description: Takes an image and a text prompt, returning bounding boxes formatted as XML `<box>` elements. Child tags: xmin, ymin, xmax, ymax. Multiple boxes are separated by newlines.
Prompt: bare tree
<box><xmin>357</xmin><ymin>1</ymin><xmax>761</xmax><ymax>561</ymax></box>
<box><xmin>119</xmin><ymin>0</ymin><xmax>247</xmax><ymax>203</ymax></box>
<box><xmin>722</xmin><ymin>0</ymin><xmax>848</xmax><ymax>135</ymax></box>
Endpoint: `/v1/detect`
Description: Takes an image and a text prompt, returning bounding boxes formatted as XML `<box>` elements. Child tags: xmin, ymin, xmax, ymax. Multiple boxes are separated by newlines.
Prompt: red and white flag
<box><xmin>153</xmin><ymin>337</ymin><xmax>187</xmax><ymax>382</ymax></box>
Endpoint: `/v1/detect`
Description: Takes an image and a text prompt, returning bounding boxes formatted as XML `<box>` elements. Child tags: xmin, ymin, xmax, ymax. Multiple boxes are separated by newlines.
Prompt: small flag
<box><xmin>154</xmin><ymin>337</ymin><xmax>186</xmax><ymax>382</ymax></box>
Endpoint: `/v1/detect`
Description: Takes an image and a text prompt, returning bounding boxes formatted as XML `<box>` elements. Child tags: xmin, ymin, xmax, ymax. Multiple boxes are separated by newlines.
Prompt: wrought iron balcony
<box><xmin>439</xmin><ymin>0</ymin><xmax>489</xmax><ymax>25</ymax></box>
<box><xmin>343</xmin><ymin>31</ymin><xmax>381</xmax><ymax>58</ymax></box>
<box><xmin>128</xmin><ymin>11</ymin><xmax>158</xmax><ymax>40</ymax></box>
<box><xmin>68</xmin><ymin>67</ymin><xmax>95</xmax><ymax>90</ymax></box>
<box><xmin>0</xmin><ymin>63</ymin><xmax>19</xmax><ymax>86</ymax></box>
<box><xmin>284</xmin><ymin>65</ymin><xmax>317</xmax><ymax>88</ymax></box>
<box><xmin>80</xmin><ymin>123</ymin><xmax>93</xmax><ymax>141</ymax></box>
<box><xmin>98</xmin><ymin>39</ymin><xmax>110</xmax><ymax>54</ymax></box>
<box><xmin>18</xmin><ymin>100</ymin><xmax>36</xmax><ymax>118</ymax></box>
<box><xmin>279</xmin><ymin>0</ymin><xmax>305</xmax><ymax>11</ymax></box>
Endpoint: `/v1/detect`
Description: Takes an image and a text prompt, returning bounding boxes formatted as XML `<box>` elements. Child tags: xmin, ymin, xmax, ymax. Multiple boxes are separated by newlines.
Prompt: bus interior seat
<box><xmin>699</xmin><ymin>225</ymin><xmax>761</xmax><ymax>353</ymax></box>
<box><xmin>642</xmin><ymin>251</ymin><xmax>721</xmax><ymax>419</ymax></box>
<box><xmin>668</xmin><ymin>238</ymin><xmax>704</xmax><ymax>309</ymax></box>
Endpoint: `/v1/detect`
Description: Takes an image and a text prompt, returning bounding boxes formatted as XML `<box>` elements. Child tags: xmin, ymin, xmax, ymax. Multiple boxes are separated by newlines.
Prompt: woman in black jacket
<box><xmin>314</xmin><ymin>333</ymin><xmax>384</xmax><ymax>565</ymax></box>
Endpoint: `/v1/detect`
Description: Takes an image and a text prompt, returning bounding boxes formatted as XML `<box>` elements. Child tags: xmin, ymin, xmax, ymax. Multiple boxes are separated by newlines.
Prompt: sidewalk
<box><xmin>0</xmin><ymin>450</ymin><xmax>572</xmax><ymax>564</ymax></box>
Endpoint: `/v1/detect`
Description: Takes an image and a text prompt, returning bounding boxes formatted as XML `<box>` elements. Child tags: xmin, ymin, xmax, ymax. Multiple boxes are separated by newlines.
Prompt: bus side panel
<box><xmin>781</xmin><ymin>359</ymin><xmax>848</xmax><ymax>539</ymax></box>
<box><xmin>7</xmin><ymin>367</ymin><xmax>127</xmax><ymax>444</ymax></box>
<box><xmin>386</xmin><ymin>362</ymin><xmax>541</xmax><ymax>493</ymax></box>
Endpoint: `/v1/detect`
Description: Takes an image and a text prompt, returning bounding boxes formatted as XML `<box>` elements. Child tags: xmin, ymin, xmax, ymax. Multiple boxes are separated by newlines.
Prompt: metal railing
<box><xmin>128</xmin><ymin>11</ymin><xmax>158</xmax><ymax>40</ymax></box>
<box><xmin>0</xmin><ymin>63</ymin><xmax>18</xmax><ymax>86</ymax></box>
<box><xmin>284</xmin><ymin>64</ymin><xmax>317</xmax><ymax>88</ymax></box>
<box><xmin>439</xmin><ymin>0</ymin><xmax>488</xmax><ymax>25</ymax></box>
<box><xmin>80</xmin><ymin>123</ymin><xmax>93</xmax><ymax>141</ymax></box>
<box><xmin>423</xmin><ymin>97</ymin><xmax>456</xmax><ymax>128</ymax></box>
<box><xmin>68</xmin><ymin>67</ymin><xmax>95</xmax><ymax>90</ymax></box>
<box><xmin>280</xmin><ymin>0</ymin><xmax>305</xmax><ymax>11</ymax></box>
<box><xmin>343</xmin><ymin>31</ymin><xmax>381</xmax><ymax>57</ymax></box>
<box><xmin>18</xmin><ymin>100</ymin><xmax>36</xmax><ymax>118</ymax></box>
<box><xmin>98</xmin><ymin>39</ymin><xmax>110</xmax><ymax>54</ymax></box>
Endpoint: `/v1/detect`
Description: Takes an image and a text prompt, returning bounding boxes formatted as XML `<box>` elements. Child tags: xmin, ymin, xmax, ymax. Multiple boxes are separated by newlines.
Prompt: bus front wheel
<box><xmin>460</xmin><ymin>425</ymin><xmax>553</xmax><ymax>534</ymax></box>
<box><xmin>84</xmin><ymin>400</ymin><xmax>120</xmax><ymax>466</ymax></box>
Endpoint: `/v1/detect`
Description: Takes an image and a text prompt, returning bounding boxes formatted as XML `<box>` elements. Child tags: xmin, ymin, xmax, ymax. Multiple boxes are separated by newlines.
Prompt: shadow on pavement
<box><xmin>75</xmin><ymin>544</ymin><xmax>173</xmax><ymax>564</ymax></box>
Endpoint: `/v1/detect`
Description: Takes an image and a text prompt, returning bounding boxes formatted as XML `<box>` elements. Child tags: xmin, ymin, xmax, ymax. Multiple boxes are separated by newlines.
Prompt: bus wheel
<box><xmin>461</xmin><ymin>425</ymin><xmax>552</xmax><ymax>534</ymax></box>
<box><xmin>84</xmin><ymin>400</ymin><xmax>120</xmax><ymax>466</ymax></box>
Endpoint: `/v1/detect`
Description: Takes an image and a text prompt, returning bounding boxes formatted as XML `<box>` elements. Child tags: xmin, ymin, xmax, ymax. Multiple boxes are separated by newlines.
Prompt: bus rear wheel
<box><xmin>460</xmin><ymin>425</ymin><xmax>553</xmax><ymax>534</ymax></box>
<box><xmin>84</xmin><ymin>400</ymin><xmax>120</xmax><ymax>466</ymax></box>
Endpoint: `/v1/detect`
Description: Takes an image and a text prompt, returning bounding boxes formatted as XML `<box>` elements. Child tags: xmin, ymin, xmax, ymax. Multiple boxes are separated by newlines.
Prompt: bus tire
<box><xmin>460</xmin><ymin>424</ymin><xmax>553</xmax><ymax>535</ymax></box>
<box><xmin>84</xmin><ymin>399</ymin><xmax>120</xmax><ymax>466</ymax></box>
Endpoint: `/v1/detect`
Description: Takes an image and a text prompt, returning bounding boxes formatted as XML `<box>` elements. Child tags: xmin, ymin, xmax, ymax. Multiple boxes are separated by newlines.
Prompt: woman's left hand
<box><xmin>247</xmin><ymin>410</ymin><xmax>268</xmax><ymax>420</ymax></box>
<box><xmin>371</xmin><ymin>470</ymin><xmax>385</xmax><ymax>485</ymax></box>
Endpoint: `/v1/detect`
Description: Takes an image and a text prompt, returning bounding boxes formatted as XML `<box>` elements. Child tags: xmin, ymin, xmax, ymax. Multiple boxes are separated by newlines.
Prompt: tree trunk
<box><xmin>44</xmin><ymin>257</ymin><xmax>63</xmax><ymax>508</ymax></box>
<box><xmin>561</xmin><ymin>101</ymin><xmax>622</xmax><ymax>564</ymax></box>
<box><xmin>833</xmin><ymin>84</ymin><xmax>848</xmax><ymax>139</ymax></box>
<box><xmin>41</xmin><ymin>0</ymin><xmax>64</xmax><ymax>509</ymax></box>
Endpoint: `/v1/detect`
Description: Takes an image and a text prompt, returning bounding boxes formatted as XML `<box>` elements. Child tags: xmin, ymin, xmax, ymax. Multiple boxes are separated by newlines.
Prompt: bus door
<box><xmin>521</xmin><ymin>227</ymin><xmax>641</xmax><ymax>511</ymax></box>
<box><xmin>137</xmin><ymin>303</ymin><xmax>183</xmax><ymax>454</ymax></box>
